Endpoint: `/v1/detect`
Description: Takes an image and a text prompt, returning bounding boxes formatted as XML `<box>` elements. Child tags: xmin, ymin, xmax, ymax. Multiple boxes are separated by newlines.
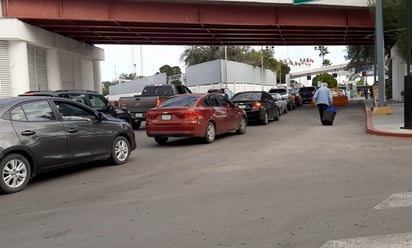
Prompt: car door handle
<box><xmin>21</xmin><ymin>130</ymin><xmax>35</xmax><ymax>136</ymax></box>
<box><xmin>67</xmin><ymin>128</ymin><xmax>78</xmax><ymax>133</ymax></box>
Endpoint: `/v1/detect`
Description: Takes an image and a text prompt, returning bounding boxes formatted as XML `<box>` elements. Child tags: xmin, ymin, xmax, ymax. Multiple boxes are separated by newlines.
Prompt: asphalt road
<box><xmin>1</xmin><ymin>100</ymin><xmax>412</xmax><ymax>248</ymax></box>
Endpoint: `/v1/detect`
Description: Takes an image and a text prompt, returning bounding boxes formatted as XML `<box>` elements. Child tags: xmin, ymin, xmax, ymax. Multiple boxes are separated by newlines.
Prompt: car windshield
<box><xmin>269</xmin><ymin>89</ymin><xmax>287</xmax><ymax>94</ymax></box>
<box><xmin>232</xmin><ymin>92</ymin><xmax>262</xmax><ymax>101</ymax></box>
<box><xmin>159</xmin><ymin>95</ymin><xmax>200</xmax><ymax>107</ymax></box>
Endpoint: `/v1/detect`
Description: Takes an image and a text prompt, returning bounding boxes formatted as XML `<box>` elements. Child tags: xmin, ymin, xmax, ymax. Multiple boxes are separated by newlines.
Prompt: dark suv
<box><xmin>298</xmin><ymin>86</ymin><xmax>317</xmax><ymax>104</ymax></box>
<box><xmin>20</xmin><ymin>90</ymin><xmax>133</xmax><ymax>126</ymax></box>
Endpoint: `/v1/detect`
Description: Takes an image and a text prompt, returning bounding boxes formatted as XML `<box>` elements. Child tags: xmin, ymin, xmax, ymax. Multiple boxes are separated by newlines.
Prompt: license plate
<box><xmin>239</xmin><ymin>105</ymin><xmax>246</xmax><ymax>109</ymax></box>
<box><xmin>135</xmin><ymin>113</ymin><xmax>143</xmax><ymax>118</ymax></box>
<box><xmin>161</xmin><ymin>114</ymin><xmax>172</xmax><ymax>121</ymax></box>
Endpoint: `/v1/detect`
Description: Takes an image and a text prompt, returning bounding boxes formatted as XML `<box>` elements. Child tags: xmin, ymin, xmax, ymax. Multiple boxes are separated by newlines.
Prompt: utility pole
<box><xmin>376</xmin><ymin>0</ymin><xmax>385</xmax><ymax>107</ymax></box>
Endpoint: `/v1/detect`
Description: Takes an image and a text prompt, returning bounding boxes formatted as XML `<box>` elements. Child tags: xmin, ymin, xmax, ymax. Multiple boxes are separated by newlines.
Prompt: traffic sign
<box><xmin>293</xmin><ymin>0</ymin><xmax>315</xmax><ymax>5</ymax></box>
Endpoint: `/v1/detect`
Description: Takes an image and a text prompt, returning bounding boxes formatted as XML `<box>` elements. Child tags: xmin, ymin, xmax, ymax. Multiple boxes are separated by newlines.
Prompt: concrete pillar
<box><xmin>9</xmin><ymin>41</ymin><xmax>30</xmax><ymax>95</ymax></box>
<box><xmin>93</xmin><ymin>60</ymin><xmax>102</xmax><ymax>93</ymax></box>
<box><xmin>47</xmin><ymin>48</ymin><xmax>62</xmax><ymax>90</ymax></box>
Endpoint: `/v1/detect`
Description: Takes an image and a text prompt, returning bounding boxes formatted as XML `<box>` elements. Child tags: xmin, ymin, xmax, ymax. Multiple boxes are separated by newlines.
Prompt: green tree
<box><xmin>345</xmin><ymin>45</ymin><xmax>376</xmax><ymax>73</ymax></box>
<box><xmin>158</xmin><ymin>65</ymin><xmax>182</xmax><ymax>85</ymax></box>
<box><xmin>311</xmin><ymin>73</ymin><xmax>337</xmax><ymax>88</ymax></box>
<box><xmin>102</xmin><ymin>81</ymin><xmax>117</xmax><ymax>96</ymax></box>
<box><xmin>119</xmin><ymin>73</ymin><xmax>137</xmax><ymax>80</ymax></box>
<box><xmin>314</xmin><ymin>46</ymin><xmax>330</xmax><ymax>66</ymax></box>
<box><xmin>180</xmin><ymin>46</ymin><xmax>290</xmax><ymax>78</ymax></box>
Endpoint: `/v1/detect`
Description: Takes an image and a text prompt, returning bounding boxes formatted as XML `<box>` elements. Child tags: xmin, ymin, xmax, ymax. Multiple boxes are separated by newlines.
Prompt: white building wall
<box><xmin>391</xmin><ymin>44</ymin><xmax>406</xmax><ymax>102</ymax></box>
<box><xmin>47</xmin><ymin>49</ymin><xmax>61</xmax><ymax>90</ymax></box>
<box><xmin>0</xmin><ymin>18</ymin><xmax>104</xmax><ymax>96</ymax></box>
<box><xmin>9</xmin><ymin>41</ymin><xmax>30</xmax><ymax>95</ymax></box>
<box><xmin>186</xmin><ymin>59</ymin><xmax>276</xmax><ymax>89</ymax></box>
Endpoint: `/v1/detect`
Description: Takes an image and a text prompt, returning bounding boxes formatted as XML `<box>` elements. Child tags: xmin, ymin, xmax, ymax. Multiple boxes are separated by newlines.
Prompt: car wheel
<box><xmin>132</xmin><ymin>120</ymin><xmax>141</xmax><ymax>130</ymax></box>
<box><xmin>261</xmin><ymin>112</ymin><xmax>269</xmax><ymax>125</ymax></box>
<box><xmin>274</xmin><ymin>109</ymin><xmax>280</xmax><ymax>121</ymax></box>
<box><xmin>154</xmin><ymin>137</ymin><xmax>168</xmax><ymax>145</ymax></box>
<box><xmin>109</xmin><ymin>136</ymin><xmax>130</xmax><ymax>165</ymax></box>
<box><xmin>204</xmin><ymin>122</ymin><xmax>216</xmax><ymax>143</ymax></box>
<box><xmin>236</xmin><ymin>116</ymin><xmax>247</xmax><ymax>134</ymax></box>
<box><xmin>0</xmin><ymin>154</ymin><xmax>31</xmax><ymax>194</ymax></box>
<box><xmin>287</xmin><ymin>103</ymin><xmax>292</xmax><ymax>111</ymax></box>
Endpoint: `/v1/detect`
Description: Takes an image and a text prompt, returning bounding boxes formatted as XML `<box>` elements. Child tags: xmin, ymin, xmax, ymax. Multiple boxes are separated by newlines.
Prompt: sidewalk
<box><xmin>364</xmin><ymin>99</ymin><xmax>412</xmax><ymax>138</ymax></box>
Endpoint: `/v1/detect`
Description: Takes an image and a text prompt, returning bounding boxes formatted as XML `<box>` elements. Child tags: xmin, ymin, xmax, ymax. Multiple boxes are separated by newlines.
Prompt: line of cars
<box><xmin>145</xmin><ymin>87</ymin><xmax>306</xmax><ymax>145</ymax></box>
<box><xmin>0</xmin><ymin>86</ymin><xmax>312</xmax><ymax>194</ymax></box>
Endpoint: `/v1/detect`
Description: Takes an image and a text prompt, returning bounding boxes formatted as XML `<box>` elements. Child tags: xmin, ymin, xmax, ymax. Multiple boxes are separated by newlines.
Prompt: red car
<box><xmin>146</xmin><ymin>93</ymin><xmax>247</xmax><ymax>144</ymax></box>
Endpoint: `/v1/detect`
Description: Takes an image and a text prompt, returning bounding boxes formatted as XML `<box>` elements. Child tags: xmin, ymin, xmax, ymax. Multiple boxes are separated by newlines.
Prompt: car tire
<box><xmin>132</xmin><ymin>120</ymin><xmax>141</xmax><ymax>130</ymax></box>
<box><xmin>0</xmin><ymin>153</ymin><xmax>31</xmax><ymax>194</ymax></box>
<box><xmin>236</xmin><ymin>116</ymin><xmax>247</xmax><ymax>134</ymax></box>
<box><xmin>287</xmin><ymin>102</ymin><xmax>292</xmax><ymax>111</ymax></box>
<box><xmin>261</xmin><ymin>112</ymin><xmax>269</xmax><ymax>125</ymax></box>
<box><xmin>109</xmin><ymin>136</ymin><xmax>130</xmax><ymax>165</ymax></box>
<box><xmin>204</xmin><ymin>122</ymin><xmax>216</xmax><ymax>143</ymax></box>
<box><xmin>274</xmin><ymin>109</ymin><xmax>280</xmax><ymax>121</ymax></box>
<box><xmin>154</xmin><ymin>137</ymin><xmax>168</xmax><ymax>145</ymax></box>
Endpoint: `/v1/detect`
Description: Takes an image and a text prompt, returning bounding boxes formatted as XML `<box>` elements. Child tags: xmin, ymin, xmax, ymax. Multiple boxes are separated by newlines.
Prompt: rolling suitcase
<box><xmin>322</xmin><ymin>106</ymin><xmax>336</xmax><ymax>125</ymax></box>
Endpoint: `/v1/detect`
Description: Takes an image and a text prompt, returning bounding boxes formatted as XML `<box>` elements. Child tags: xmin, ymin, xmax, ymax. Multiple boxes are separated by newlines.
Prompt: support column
<box><xmin>47</xmin><ymin>48</ymin><xmax>62</xmax><ymax>90</ymax></box>
<box><xmin>9</xmin><ymin>40</ymin><xmax>30</xmax><ymax>95</ymax></box>
<box><xmin>93</xmin><ymin>60</ymin><xmax>102</xmax><ymax>93</ymax></box>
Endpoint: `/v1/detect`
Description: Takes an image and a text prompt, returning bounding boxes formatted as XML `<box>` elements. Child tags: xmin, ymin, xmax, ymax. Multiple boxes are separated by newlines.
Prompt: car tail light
<box><xmin>252</xmin><ymin>102</ymin><xmax>262</xmax><ymax>109</ymax></box>
<box><xmin>184</xmin><ymin>111</ymin><xmax>200</xmax><ymax>118</ymax></box>
<box><xmin>155</xmin><ymin>97</ymin><xmax>161</xmax><ymax>106</ymax></box>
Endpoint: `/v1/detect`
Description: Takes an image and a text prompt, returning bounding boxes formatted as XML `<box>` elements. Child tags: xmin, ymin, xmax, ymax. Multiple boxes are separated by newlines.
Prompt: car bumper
<box><xmin>146</xmin><ymin>122</ymin><xmax>206</xmax><ymax>138</ymax></box>
<box><xmin>244</xmin><ymin>109</ymin><xmax>264</xmax><ymax>122</ymax></box>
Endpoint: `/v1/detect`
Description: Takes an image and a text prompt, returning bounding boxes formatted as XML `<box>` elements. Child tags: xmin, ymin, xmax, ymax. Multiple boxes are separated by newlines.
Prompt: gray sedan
<box><xmin>0</xmin><ymin>96</ymin><xmax>137</xmax><ymax>194</ymax></box>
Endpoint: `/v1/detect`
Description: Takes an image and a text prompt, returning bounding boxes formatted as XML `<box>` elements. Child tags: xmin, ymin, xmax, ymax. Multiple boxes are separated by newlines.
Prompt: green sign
<box><xmin>293</xmin><ymin>0</ymin><xmax>315</xmax><ymax>5</ymax></box>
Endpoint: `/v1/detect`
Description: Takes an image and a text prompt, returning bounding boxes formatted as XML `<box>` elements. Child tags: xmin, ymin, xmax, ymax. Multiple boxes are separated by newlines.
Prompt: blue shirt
<box><xmin>313</xmin><ymin>86</ymin><xmax>333</xmax><ymax>105</ymax></box>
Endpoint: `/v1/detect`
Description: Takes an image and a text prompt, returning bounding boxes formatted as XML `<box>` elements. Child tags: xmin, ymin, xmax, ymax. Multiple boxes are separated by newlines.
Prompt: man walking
<box><xmin>313</xmin><ymin>83</ymin><xmax>333</xmax><ymax>123</ymax></box>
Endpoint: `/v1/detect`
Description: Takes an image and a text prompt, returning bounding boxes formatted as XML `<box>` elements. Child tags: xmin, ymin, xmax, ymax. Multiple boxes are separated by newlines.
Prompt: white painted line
<box><xmin>375</xmin><ymin>192</ymin><xmax>412</xmax><ymax>209</ymax></box>
<box><xmin>320</xmin><ymin>233</ymin><xmax>412</xmax><ymax>248</ymax></box>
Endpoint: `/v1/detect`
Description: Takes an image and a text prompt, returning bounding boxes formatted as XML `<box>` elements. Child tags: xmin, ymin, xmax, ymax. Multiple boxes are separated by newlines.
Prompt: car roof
<box><xmin>0</xmin><ymin>96</ymin><xmax>96</xmax><ymax>114</ymax></box>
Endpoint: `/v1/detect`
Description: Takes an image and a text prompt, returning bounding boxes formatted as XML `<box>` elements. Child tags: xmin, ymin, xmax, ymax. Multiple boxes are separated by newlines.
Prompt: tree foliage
<box><xmin>158</xmin><ymin>65</ymin><xmax>182</xmax><ymax>85</ymax></box>
<box><xmin>314</xmin><ymin>46</ymin><xmax>330</xmax><ymax>66</ymax></box>
<box><xmin>102</xmin><ymin>81</ymin><xmax>117</xmax><ymax>96</ymax></box>
<box><xmin>311</xmin><ymin>73</ymin><xmax>337</xmax><ymax>88</ymax></box>
<box><xmin>180</xmin><ymin>46</ymin><xmax>290</xmax><ymax>83</ymax></box>
<box><xmin>346</xmin><ymin>0</ymin><xmax>410</xmax><ymax>73</ymax></box>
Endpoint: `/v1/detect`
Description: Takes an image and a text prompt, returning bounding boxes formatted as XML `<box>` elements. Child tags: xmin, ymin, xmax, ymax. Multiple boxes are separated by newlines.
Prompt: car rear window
<box><xmin>232</xmin><ymin>92</ymin><xmax>262</xmax><ymax>101</ymax></box>
<box><xmin>299</xmin><ymin>87</ymin><xmax>316</xmax><ymax>92</ymax></box>
<box><xmin>269</xmin><ymin>89</ymin><xmax>286</xmax><ymax>94</ymax></box>
<box><xmin>142</xmin><ymin>86</ymin><xmax>174</xmax><ymax>96</ymax></box>
<box><xmin>159</xmin><ymin>95</ymin><xmax>200</xmax><ymax>107</ymax></box>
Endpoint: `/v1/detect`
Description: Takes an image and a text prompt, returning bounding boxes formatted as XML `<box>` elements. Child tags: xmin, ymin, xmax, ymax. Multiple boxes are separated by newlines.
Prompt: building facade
<box><xmin>0</xmin><ymin>17</ymin><xmax>104</xmax><ymax>97</ymax></box>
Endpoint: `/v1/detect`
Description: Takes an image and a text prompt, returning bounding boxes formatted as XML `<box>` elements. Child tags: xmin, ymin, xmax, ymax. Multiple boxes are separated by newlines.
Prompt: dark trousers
<box><xmin>317</xmin><ymin>104</ymin><xmax>328</xmax><ymax>122</ymax></box>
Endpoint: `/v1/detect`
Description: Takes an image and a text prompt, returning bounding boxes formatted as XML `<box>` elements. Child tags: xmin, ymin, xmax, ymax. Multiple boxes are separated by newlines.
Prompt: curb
<box><xmin>365</xmin><ymin>104</ymin><xmax>412</xmax><ymax>138</ymax></box>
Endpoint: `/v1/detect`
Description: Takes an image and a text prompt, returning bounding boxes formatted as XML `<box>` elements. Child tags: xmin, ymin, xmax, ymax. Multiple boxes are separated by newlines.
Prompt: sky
<box><xmin>98</xmin><ymin>45</ymin><xmax>348</xmax><ymax>82</ymax></box>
